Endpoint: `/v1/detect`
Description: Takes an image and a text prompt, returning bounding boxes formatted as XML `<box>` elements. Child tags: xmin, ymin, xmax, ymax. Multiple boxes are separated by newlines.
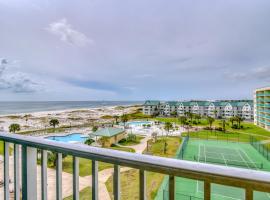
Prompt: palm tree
<box><xmin>92</xmin><ymin>126</ymin><xmax>98</xmax><ymax>132</ymax></box>
<box><xmin>186</xmin><ymin>112</ymin><xmax>194</xmax><ymax>122</ymax></box>
<box><xmin>24</xmin><ymin>114</ymin><xmax>31</xmax><ymax>125</ymax></box>
<box><xmin>229</xmin><ymin>117</ymin><xmax>235</xmax><ymax>127</ymax></box>
<box><xmin>194</xmin><ymin>114</ymin><xmax>201</xmax><ymax>123</ymax></box>
<box><xmin>113</xmin><ymin>115</ymin><xmax>120</xmax><ymax>124</ymax></box>
<box><xmin>178</xmin><ymin>116</ymin><xmax>187</xmax><ymax>127</ymax></box>
<box><xmin>9</xmin><ymin>123</ymin><xmax>21</xmax><ymax>133</ymax></box>
<box><xmin>49</xmin><ymin>119</ymin><xmax>59</xmax><ymax>129</ymax></box>
<box><xmin>120</xmin><ymin>114</ymin><xmax>129</xmax><ymax>127</ymax></box>
<box><xmin>235</xmin><ymin>116</ymin><xmax>243</xmax><ymax>128</ymax></box>
<box><xmin>206</xmin><ymin>116</ymin><xmax>215</xmax><ymax>129</ymax></box>
<box><xmin>164</xmin><ymin>122</ymin><xmax>173</xmax><ymax>135</ymax></box>
<box><xmin>220</xmin><ymin>118</ymin><xmax>227</xmax><ymax>132</ymax></box>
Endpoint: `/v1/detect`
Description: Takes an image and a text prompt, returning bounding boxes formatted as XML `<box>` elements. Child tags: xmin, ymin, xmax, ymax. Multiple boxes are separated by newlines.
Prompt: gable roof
<box><xmin>93</xmin><ymin>128</ymin><xmax>124</xmax><ymax>137</ymax></box>
<box><xmin>143</xmin><ymin>100</ymin><xmax>160</xmax><ymax>106</ymax></box>
<box><xmin>165</xmin><ymin>101</ymin><xmax>179</xmax><ymax>106</ymax></box>
<box><xmin>213</xmin><ymin>101</ymin><xmax>229</xmax><ymax>107</ymax></box>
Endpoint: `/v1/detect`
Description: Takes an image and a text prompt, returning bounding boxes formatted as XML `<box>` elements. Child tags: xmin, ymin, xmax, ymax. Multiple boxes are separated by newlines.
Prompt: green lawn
<box><xmin>118</xmin><ymin>136</ymin><xmax>145</xmax><ymax>146</ymax></box>
<box><xmin>61</xmin><ymin>145</ymin><xmax>135</xmax><ymax>177</ymax></box>
<box><xmin>0</xmin><ymin>141</ymin><xmax>3</xmax><ymax>154</ymax></box>
<box><xmin>64</xmin><ymin>187</ymin><xmax>92</xmax><ymax>200</ymax></box>
<box><xmin>106</xmin><ymin>136</ymin><xmax>182</xmax><ymax>200</ymax></box>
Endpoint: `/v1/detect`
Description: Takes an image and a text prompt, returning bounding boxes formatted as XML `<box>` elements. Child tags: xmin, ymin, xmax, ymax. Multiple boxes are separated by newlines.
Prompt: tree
<box><xmin>206</xmin><ymin>116</ymin><xmax>215</xmax><ymax>129</ymax></box>
<box><xmin>186</xmin><ymin>112</ymin><xmax>194</xmax><ymax>122</ymax></box>
<box><xmin>113</xmin><ymin>115</ymin><xmax>120</xmax><ymax>124</ymax></box>
<box><xmin>235</xmin><ymin>116</ymin><xmax>244</xmax><ymax>128</ymax></box>
<box><xmin>120</xmin><ymin>114</ymin><xmax>129</xmax><ymax>127</ymax></box>
<box><xmin>164</xmin><ymin>122</ymin><xmax>173</xmax><ymax>135</ymax></box>
<box><xmin>9</xmin><ymin>123</ymin><xmax>20</xmax><ymax>133</ymax></box>
<box><xmin>170</xmin><ymin>111</ymin><xmax>178</xmax><ymax>117</ymax></box>
<box><xmin>194</xmin><ymin>114</ymin><xmax>201</xmax><ymax>123</ymax></box>
<box><xmin>49</xmin><ymin>119</ymin><xmax>59</xmax><ymax>129</ymax></box>
<box><xmin>178</xmin><ymin>116</ymin><xmax>187</xmax><ymax>127</ymax></box>
<box><xmin>85</xmin><ymin>138</ymin><xmax>95</xmax><ymax>145</ymax></box>
<box><xmin>229</xmin><ymin>117</ymin><xmax>235</xmax><ymax>127</ymax></box>
<box><xmin>24</xmin><ymin>114</ymin><xmax>31</xmax><ymax>125</ymax></box>
<box><xmin>220</xmin><ymin>118</ymin><xmax>227</xmax><ymax>132</ymax></box>
<box><xmin>213</xmin><ymin>109</ymin><xmax>218</xmax><ymax>118</ymax></box>
<box><xmin>92</xmin><ymin>126</ymin><xmax>98</xmax><ymax>132</ymax></box>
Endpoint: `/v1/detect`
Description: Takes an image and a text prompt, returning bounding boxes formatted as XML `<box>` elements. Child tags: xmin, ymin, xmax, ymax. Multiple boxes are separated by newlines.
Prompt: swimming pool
<box><xmin>45</xmin><ymin>133</ymin><xmax>88</xmax><ymax>143</ymax></box>
<box><xmin>125</xmin><ymin>121</ymin><xmax>153</xmax><ymax>127</ymax></box>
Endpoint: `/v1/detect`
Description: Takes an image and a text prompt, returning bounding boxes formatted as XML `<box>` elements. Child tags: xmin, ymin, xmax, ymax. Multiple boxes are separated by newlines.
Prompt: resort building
<box><xmin>254</xmin><ymin>86</ymin><xmax>270</xmax><ymax>130</ymax></box>
<box><xmin>143</xmin><ymin>100</ymin><xmax>254</xmax><ymax>119</ymax></box>
<box><xmin>93</xmin><ymin>127</ymin><xmax>126</xmax><ymax>147</ymax></box>
<box><xmin>142</xmin><ymin>100</ymin><xmax>160</xmax><ymax>116</ymax></box>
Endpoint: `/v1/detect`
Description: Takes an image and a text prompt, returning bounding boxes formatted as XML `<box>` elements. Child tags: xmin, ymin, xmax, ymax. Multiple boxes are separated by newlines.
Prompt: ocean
<box><xmin>0</xmin><ymin>101</ymin><xmax>142</xmax><ymax>115</ymax></box>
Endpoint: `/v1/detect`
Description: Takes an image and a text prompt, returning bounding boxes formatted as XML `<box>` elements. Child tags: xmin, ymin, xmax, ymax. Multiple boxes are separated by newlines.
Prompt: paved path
<box><xmin>119</xmin><ymin>136</ymin><xmax>151</xmax><ymax>154</ymax></box>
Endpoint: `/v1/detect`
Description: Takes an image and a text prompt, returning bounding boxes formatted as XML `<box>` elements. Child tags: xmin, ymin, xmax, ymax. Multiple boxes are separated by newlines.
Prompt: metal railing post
<box><xmin>139</xmin><ymin>169</ymin><xmax>146</xmax><ymax>200</ymax></box>
<box><xmin>41</xmin><ymin>150</ymin><xmax>48</xmax><ymax>200</ymax></box>
<box><xmin>169</xmin><ymin>175</ymin><xmax>175</xmax><ymax>200</ymax></box>
<box><xmin>14</xmin><ymin>144</ymin><xmax>20</xmax><ymax>200</ymax></box>
<box><xmin>246</xmin><ymin>187</ymin><xmax>253</xmax><ymax>200</ymax></box>
<box><xmin>92</xmin><ymin>160</ymin><xmax>98</xmax><ymax>200</ymax></box>
<box><xmin>114</xmin><ymin>164</ymin><xmax>120</xmax><ymax>200</ymax></box>
<box><xmin>4</xmin><ymin>142</ymin><xmax>9</xmax><ymax>200</ymax></box>
<box><xmin>56</xmin><ymin>153</ymin><xmax>62</xmax><ymax>200</ymax></box>
<box><xmin>22</xmin><ymin>145</ymin><xmax>37</xmax><ymax>200</ymax></box>
<box><xmin>204</xmin><ymin>181</ymin><xmax>211</xmax><ymax>200</ymax></box>
<box><xmin>73</xmin><ymin>156</ymin><xmax>79</xmax><ymax>200</ymax></box>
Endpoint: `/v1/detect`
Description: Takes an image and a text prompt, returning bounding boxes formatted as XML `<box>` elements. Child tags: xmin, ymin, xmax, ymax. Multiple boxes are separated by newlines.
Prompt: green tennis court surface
<box><xmin>156</xmin><ymin>139</ymin><xmax>270</xmax><ymax>200</ymax></box>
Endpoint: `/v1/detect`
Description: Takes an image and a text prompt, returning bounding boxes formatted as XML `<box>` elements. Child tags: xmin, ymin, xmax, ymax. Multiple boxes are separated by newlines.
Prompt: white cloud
<box><xmin>0</xmin><ymin>59</ymin><xmax>41</xmax><ymax>93</ymax></box>
<box><xmin>46</xmin><ymin>18</ymin><xmax>93</xmax><ymax>47</ymax></box>
<box><xmin>226</xmin><ymin>66</ymin><xmax>270</xmax><ymax>81</ymax></box>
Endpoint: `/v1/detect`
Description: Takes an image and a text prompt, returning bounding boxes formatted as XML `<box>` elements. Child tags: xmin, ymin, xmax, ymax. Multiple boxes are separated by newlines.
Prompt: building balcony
<box><xmin>0</xmin><ymin>133</ymin><xmax>270</xmax><ymax>200</ymax></box>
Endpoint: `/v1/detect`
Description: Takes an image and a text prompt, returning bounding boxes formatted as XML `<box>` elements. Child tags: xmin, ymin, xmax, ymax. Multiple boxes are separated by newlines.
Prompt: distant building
<box><xmin>142</xmin><ymin>100</ymin><xmax>160</xmax><ymax>116</ymax></box>
<box><xmin>143</xmin><ymin>100</ymin><xmax>253</xmax><ymax>119</ymax></box>
<box><xmin>254</xmin><ymin>87</ymin><xmax>270</xmax><ymax>131</ymax></box>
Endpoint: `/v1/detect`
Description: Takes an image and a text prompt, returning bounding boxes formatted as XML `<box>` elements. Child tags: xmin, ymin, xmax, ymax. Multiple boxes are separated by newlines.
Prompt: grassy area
<box><xmin>62</xmin><ymin>157</ymin><xmax>113</xmax><ymax>177</ymax></box>
<box><xmin>61</xmin><ymin>145</ymin><xmax>134</xmax><ymax>176</ymax></box>
<box><xmin>64</xmin><ymin>187</ymin><xmax>92</xmax><ymax>200</ymax></box>
<box><xmin>106</xmin><ymin>136</ymin><xmax>181</xmax><ymax>200</ymax></box>
<box><xmin>0</xmin><ymin>141</ymin><xmax>3</xmax><ymax>154</ymax></box>
<box><xmin>108</xmin><ymin>145</ymin><xmax>135</xmax><ymax>152</ymax></box>
<box><xmin>118</xmin><ymin>136</ymin><xmax>145</xmax><ymax>146</ymax></box>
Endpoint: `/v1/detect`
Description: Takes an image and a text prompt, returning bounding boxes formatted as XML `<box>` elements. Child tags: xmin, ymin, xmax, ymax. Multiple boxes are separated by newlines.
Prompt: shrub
<box><xmin>231</xmin><ymin>124</ymin><xmax>239</xmax><ymax>129</ymax></box>
<box><xmin>84</xmin><ymin>138</ymin><xmax>95</xmax><ymax>145</ymax></box>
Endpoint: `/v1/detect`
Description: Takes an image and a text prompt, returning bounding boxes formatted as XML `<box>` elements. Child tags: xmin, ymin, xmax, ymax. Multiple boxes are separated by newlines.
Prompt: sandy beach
<box><xmin>0</xmin><ymin>105</ymin><xmax>140</xmax><ymax>133</ymax></box>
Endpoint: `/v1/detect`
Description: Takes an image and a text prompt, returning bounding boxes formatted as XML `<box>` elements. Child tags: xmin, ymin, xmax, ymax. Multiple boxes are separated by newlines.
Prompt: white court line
<box><xmin>240</xmin><ymin>149</ymin><xmax>259</xmax><ymax>169</ymax></box>
<box><xmin>198</xmin><ymin>144</ymin><xmax>201</xmax><ymax>162</ymax></box>
<box><xmin>197</xmin><ymin>188</ymin><xmax>242</xmax><ymax>200</ymax></box>
<box><xmin>221</xmin><ymin>153</ymin><xmax>228</xmax><ymax>166</ymax></box>
<box><xmin>204</xmin><ymin>144</ymin><xmax>206</xmax><ymax>162</ymax></box>
<box><xmin>237</xmin><ymin>150</ymin><xmax>251</xmax><ymax>169</ymax></box>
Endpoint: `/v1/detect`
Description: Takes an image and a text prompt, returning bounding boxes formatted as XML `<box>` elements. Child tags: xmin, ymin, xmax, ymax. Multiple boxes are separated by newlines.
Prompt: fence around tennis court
<box><xmin>182</xmin><ymin>130</ymin><xmax>251</xmax><ymax>143</ymax></box>
<box><xmin>193</xmin><ymin>155</ymin><xmax>264</xmax><ymax>170</ymax></box>
<box><xmin>177</xmin><ymin>135</ymin><xmax>189</xmax><ymax>159</ymax></box>
<box><xmin>250</xmin><ymin>136</ymin><xmax>270</xmax><ymax>161</ymax></box>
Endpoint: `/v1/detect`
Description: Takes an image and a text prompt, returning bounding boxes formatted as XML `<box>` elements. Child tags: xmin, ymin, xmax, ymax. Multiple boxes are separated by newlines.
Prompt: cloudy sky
<box><xmin>0</xmin><ymin>0</ymin><xmax>270</xmax><ymax>101</ymax></box>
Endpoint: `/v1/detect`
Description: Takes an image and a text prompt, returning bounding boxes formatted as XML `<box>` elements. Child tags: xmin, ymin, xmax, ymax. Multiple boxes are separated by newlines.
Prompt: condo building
<box><xmin>143</xmin><ymin>100</ymin><xmax>254</xmax><ymax>119</ymax></box>
<box><xmin>254</xmin><ymin>86</ymin><xmax>270</xmax><ymax>130</ymax></box>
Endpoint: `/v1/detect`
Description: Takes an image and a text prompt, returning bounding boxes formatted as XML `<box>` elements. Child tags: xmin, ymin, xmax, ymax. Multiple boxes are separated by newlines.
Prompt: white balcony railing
<box><xmin>1</xmin><ymin>133</ymin><xmax>270</xmax><ymax>200</ymax></box>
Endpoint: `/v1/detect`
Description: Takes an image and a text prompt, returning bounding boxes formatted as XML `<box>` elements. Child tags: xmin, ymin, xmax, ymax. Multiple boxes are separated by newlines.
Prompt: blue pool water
<box><xmin>45</xmin><ymin>133</ymin><xmax>88</xmax><ymax>143</ymax></box>
<box><xmin>125</xmin><ymin>121</ymin><xmax>152</xmax><ymax>127</ymax></box>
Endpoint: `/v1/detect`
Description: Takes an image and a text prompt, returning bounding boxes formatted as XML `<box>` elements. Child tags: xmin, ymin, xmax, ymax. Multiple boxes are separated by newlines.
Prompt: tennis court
<box><xmin>156</xmin><ymin>138</ymin><xmax>270</xmax><ymax>200</ymax></box>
